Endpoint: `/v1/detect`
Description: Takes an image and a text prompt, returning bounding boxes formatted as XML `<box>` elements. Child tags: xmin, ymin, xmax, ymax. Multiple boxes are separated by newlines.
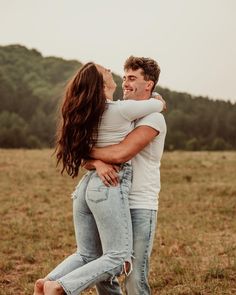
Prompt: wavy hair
<box><xmin>55</xmin><ymin>62</ymin><xmax>106</xmax><ymax>178</ymax></box>
<box><xmin>124</xmin><ymin>56</ymin><xmax>160</xmax><ymax>92</ymax></box>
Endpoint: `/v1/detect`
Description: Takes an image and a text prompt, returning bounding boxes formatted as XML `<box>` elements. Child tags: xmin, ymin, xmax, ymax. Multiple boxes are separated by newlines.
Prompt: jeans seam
<box><xmin>140</xmin><ymin>210</ymin><xmax>154</xmax><ymax>291</ymax></box>
<box><xmin>119</xmin><ymin>187</ymin><xmax>132</xmax><ymax>262</ymax></box>
<box><xmin>57</xmin><ymin>280</ymin><xmax>71</xmax><ymax>295</ymax></box>
<box><xmin>140</xmin><ymin>243</ymin><xmax>149</xmax><ymax>289</ymax></box>
<box><xmin>119</xmin><ymin>164</ymin><xmax>133</xmax><ymax>263</ymax></box>
<box><xmin>120</xmin><ymin>164</ymin><xmax>132</xmax><ymax>191</ymax></box>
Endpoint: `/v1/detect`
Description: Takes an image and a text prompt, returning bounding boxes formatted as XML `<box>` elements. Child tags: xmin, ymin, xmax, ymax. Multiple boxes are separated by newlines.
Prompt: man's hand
<box><xmin>83</xmin><ymin>159</ymin><xmax>120</xmax><ymax>187</ymax></box>
<box><xmin>95</xmin><ymin>161</ymin><xmax>120</xmax><ymax>187</ymax></box>
<box><xmin>82</xmin><ymin>159</ymin><xmax>96</xmax><ymax>170</ymax></box>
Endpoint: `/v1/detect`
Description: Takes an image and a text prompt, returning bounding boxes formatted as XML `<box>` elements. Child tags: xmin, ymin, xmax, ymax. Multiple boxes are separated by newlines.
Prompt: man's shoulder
<box><xmin>135</xmin><ymin>112</ymin><xmax>166</xmax><ymax>126</ymax></box>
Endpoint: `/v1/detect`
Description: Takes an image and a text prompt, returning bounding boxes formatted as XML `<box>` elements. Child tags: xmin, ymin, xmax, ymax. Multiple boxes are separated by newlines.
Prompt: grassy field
<box><xmin>0</xmin><ymin>150</ymin><xmax>235</xmax><ymax>295</ymax></box>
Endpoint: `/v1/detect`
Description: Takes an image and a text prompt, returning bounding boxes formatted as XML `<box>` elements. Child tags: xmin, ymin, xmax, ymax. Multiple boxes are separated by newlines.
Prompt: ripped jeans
<box><xmin>46</xmin><ymin>163</ymin><xmax>133</xmax><ymax>295</ymax></box>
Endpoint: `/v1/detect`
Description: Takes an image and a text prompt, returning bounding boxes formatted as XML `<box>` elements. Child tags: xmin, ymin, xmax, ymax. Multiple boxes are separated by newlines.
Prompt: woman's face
<box><xmin>96</xmin><ymin>64</ymin><xmax>117</xmax><ymax>98</ymax></box>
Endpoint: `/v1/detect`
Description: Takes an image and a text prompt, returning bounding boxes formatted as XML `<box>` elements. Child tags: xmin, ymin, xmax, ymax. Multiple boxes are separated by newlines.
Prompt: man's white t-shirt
<box><xmin>129</xmin><ymin>112</ymin><xmax>167</xmax><ymax>210</ymax></box>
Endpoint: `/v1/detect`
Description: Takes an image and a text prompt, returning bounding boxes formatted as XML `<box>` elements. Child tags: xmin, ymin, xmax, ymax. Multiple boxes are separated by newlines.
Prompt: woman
<box><xmin>33</xmin><ymin>62</ymin><xmax>164</xmax><ymax>295</ymax></box>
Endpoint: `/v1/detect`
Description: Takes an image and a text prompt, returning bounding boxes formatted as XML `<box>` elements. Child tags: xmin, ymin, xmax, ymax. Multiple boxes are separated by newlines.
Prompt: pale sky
<box><xmin>0</xmin><ymin>0</ymin><xmax>236</xmax><ymax>102</ymax></box>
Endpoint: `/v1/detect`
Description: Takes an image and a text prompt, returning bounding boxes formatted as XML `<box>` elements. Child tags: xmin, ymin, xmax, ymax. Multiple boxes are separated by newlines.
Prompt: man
<box><xmin>90</xmin><ymin>56</ymin><xmax>167</xmax><ymax>295</ymax></box>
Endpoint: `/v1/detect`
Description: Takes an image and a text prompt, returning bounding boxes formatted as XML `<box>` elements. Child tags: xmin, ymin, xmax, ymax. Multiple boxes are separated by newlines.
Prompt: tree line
<box><xmin>0</xmin><ymin>44</ymin><xmax>235</xmax><ymax>150</ymax></box>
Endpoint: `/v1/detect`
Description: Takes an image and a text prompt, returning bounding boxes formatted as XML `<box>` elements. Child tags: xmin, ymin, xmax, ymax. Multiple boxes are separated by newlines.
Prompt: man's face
<box><xmin>122</xmin><ymin>68</ymin><xmax>153</xmax><ymax>100</ymax></box>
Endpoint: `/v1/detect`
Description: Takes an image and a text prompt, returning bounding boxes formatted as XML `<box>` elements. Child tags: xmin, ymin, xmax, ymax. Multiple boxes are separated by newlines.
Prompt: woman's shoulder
<box><xmin>106</xmin><ymin>99</ymin><xmax>122</xmax><ymax>104</ymax></box>
<box><xmin>105</xmin><ymin>99</ymin><xmax>124</xmax><ymax>108</ymax></box>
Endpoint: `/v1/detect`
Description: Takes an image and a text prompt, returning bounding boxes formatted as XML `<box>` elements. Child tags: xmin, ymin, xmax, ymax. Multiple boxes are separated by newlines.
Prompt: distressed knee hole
<box><xmin>123</xmin><ymin>260</ymin><xmax>132</xmax><ymax>276</ymax></box>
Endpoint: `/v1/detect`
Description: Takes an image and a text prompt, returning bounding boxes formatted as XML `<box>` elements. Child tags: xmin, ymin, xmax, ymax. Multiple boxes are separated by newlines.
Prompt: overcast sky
<box><xmin>0</xmin><ymin>0</ymin><xmax>235</xmax><ymax>102</ymax></box>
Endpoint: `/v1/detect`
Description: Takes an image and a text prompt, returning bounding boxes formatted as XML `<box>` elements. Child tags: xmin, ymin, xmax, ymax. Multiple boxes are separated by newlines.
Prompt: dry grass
<box><xmin>0</xmin><ymin>150</ymin><xmax>235</xmax><ymax>295</ymax></box>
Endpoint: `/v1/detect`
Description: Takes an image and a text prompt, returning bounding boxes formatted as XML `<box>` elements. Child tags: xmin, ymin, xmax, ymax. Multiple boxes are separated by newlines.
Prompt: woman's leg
<box><xmin>34</xmin><ymin>173</ymin><xmax>103</xmax><ymax>294</ymax></box>
<box><xmin>46</xmin><ymin>173</ymin><xmax>103</xmax><ymax>281</ymax></box>
<box><xmin>54</xmin><ymin>164</ymin><xmax>133</xmax><ymax>295</ymax></box>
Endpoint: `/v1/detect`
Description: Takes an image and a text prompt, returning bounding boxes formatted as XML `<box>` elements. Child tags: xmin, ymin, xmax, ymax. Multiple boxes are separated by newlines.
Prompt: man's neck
<box><xmin>135</xmin><ymin>92</ymin><xmax>152</xmax><ymax>101</ymax></box>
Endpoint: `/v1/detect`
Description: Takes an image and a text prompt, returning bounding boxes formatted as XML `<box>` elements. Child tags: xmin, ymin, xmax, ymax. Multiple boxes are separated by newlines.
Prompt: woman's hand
<box><xmin>152</xmin><ymin>92</ymin><xmax>167</xmax><ymax>112</ymax></box>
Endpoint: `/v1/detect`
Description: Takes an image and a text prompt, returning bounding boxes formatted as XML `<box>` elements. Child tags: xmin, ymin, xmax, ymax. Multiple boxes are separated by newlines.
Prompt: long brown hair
<box><xmin>55</xmin><ymin>62</ymin><xmax>106</xmax><ymax>178</ymax></box>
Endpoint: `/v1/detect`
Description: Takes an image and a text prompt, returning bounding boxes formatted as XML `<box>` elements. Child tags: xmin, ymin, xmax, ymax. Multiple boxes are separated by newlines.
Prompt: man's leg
<box><xmin>96</xmin><ymin>277</ymin><xmax>122</xmax><ymax>295</ymax></box>
<box><xmin>125</xmin><ymin>209</ymin><xmax>157</xmax><ymax>295</ymax></box>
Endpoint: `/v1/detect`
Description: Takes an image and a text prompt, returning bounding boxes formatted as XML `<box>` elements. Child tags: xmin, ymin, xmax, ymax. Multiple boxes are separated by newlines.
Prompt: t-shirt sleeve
<box><xmin>117</xmin><ymin>99</ymin><xmax>163</xmax><ymax>121</ymax></box>
<box><xmin>135</xmin><ymin>112</ymin><xmax>167</xmax><ymax>134</ymax></box>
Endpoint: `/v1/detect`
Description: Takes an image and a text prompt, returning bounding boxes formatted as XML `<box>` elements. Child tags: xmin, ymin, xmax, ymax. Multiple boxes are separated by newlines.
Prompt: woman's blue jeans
<box><xmin>46</xmin><ymin>163</ymin><xmax>133</xmax><ymax>295</ymax></box>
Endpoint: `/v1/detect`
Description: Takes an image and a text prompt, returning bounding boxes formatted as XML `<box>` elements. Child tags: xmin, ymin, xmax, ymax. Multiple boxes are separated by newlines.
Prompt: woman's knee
<box><xmin>106</xmin><ymin>250</ymin><xmax>133</xmax><ymax>277</ymax></box>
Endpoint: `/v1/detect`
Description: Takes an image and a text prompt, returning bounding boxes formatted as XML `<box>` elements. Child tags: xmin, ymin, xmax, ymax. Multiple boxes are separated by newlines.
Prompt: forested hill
<box><xmin>0</xmin><ymin>44</ymin><xmax>235</xmax><ymax>150</ymax></box>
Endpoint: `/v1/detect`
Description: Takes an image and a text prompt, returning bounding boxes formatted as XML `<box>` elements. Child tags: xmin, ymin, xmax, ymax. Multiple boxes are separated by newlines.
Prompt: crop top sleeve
<box><xmin>117</xmin><ymin>98</ymin><xmax>163</xmax><ymax>121</ymax></box>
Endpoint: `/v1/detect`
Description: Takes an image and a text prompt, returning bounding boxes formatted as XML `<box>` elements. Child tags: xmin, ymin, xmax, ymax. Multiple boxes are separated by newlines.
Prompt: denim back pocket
<box><xmin>86</xmin><ymin>173</ymin><xmax>109</xmax><ymax>203</ymax></box>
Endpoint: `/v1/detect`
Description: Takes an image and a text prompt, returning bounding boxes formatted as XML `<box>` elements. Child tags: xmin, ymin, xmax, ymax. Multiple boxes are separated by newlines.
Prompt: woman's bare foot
<box><xmin>33</xmin><ymin>278</ymin><xmax>47</xmax><ymax>295</ymax></box>
<box><xmin>44</xmin><ymin>281</ymin><xmax>65</xmax><ymax>295</ymax></box>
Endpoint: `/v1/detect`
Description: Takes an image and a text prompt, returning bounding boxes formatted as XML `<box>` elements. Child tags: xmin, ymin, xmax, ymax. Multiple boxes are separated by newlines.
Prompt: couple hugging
<box><xmin>33</xmin><ymin>56</ymin><xmax>167</xmax><ymax>295</ymax></box>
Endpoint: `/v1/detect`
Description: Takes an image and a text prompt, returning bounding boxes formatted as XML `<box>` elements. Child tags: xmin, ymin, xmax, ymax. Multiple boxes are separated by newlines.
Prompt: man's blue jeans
<box><xmin>96</xmin><ymin>209</ymin><xmax>157</xmax><ymax>295</ymax></box>
<box><xmin>46</xmin><ymin>164</ymin><xmax>133</xmax><ymax>295</ymax></box>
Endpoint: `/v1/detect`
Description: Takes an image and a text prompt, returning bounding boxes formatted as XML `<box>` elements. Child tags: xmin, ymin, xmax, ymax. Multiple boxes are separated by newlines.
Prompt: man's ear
<box><xmin>146</xmin><ymin>80</ymin><xmax>154</xmax><ymax>91</ymax></box>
